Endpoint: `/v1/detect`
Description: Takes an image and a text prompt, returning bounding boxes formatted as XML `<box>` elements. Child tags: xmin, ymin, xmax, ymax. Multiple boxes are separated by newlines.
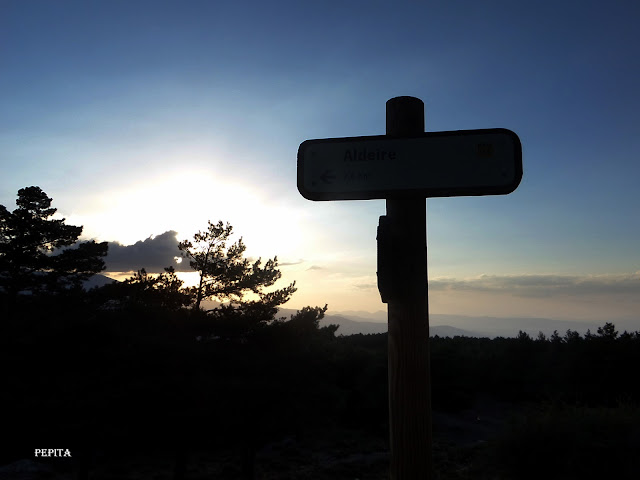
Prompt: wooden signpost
<box><xmin>297</xmin><ymin>96</ymin><xmax>522</xmax><ymax>479</ymax></box>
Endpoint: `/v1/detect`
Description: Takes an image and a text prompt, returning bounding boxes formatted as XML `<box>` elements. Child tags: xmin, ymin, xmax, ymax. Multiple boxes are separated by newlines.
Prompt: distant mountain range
<box><xmin>83</xmin><ymin>274</ymin><xmax>118</xmax><ymax>289</ymax></box>
<box><xmin>273</xmin><ymin>308</ymin><xmax>489</xmax><ymax>337</ymax></box>
<box><xmin>316</xmin><ymin>312</ymin><xmax>485</xmax><ymax>338</ymax></box>
<box><xmin>83</xmin><ymin>275</ymin><xmax>637</xmax><ymax>338</ymax></box>
<box><xmin>313</xmin><ymin>310</ymin><xmax>636</xmax><ymax>339</ymax></box>
<box><xmin>317</xmin><ymin>314</ymin><xmax>479</xmax><ymax>338</ymax></box>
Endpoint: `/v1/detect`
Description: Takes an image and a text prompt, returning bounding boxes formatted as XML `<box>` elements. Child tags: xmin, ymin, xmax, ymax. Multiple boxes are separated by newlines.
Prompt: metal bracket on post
<box><xmin>377</xmin><ymin>215</ymin><xmax>392</xmax><ymax>303</ymax></box>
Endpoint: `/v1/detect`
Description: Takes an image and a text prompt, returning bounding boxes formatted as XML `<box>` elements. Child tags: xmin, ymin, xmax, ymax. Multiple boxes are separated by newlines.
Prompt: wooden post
<box><xmin>384</xmin><ymin>96</ymin><xmax>433</xmax><ymax>479</ymax></box>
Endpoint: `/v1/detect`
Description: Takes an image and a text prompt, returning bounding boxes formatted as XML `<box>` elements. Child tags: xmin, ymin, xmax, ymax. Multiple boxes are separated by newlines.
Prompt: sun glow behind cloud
<box><xmin>76</xmin><ymin>164</ymin><xmax>299</xmax><ymax>250</ymax></box>
<box><xmin>72</xmin><ymin>159</ymin><xmax>314</xmax><ymax>294</ymax></box>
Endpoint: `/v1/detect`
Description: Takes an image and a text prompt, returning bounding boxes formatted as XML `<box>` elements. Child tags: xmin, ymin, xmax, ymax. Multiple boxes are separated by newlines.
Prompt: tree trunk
<box><xmin>193</xmin><ymin>273</ymin><xmax>205</xmax><ymax>312</ymax></box>
<box><xmin>173</xmin><ymin>448</ymin><xmax>187</xmax><ymax>480</ymax></box>
<box><xmin>5</xmin><ymin>284</ymin><xmax>18</xmax><ymax>321</ymax></box>
<box><xmin>74</xmin><ymin>446</ymin><xmax>90</xmax><ymax>480</ymax></box>
<box><xmin>241</xmin><ymin>441</ymin><xmax>256</xmax><ymax>480</ymax></box>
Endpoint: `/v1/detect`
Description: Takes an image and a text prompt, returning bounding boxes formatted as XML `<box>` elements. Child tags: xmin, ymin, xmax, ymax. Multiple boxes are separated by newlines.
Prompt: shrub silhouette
<box><xmin>487</xmin><ymin>402</ymin><xmax>640</xmax><ymax>479</ymax></box>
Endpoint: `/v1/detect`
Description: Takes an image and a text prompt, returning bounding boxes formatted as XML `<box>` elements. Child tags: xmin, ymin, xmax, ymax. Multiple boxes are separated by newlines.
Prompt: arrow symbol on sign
<box><xmin>320</xmin><ymin>170</ymin><xmax>336</xmax><ymax>184</ymax></box>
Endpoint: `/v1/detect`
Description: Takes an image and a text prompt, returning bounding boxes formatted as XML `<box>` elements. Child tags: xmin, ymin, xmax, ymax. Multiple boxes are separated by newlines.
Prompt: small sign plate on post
<box><xmin>297</xmin><ymin>128</ymin><xmax>522</xmax><ymax>201</ymax></box>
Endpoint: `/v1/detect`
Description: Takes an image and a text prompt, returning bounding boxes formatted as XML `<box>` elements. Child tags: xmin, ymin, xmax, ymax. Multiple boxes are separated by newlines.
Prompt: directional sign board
<box><xmin>297</xmin><ymin>128</ymin><xmax>522</xmax><ymax>201</ymax></box>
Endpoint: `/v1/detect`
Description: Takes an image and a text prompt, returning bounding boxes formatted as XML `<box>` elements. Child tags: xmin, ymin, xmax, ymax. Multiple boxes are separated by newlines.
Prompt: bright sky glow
<box><xmin>1</xmin><ymin>0</ymin><xmax>639</xmax><ymax>326</ymax></box>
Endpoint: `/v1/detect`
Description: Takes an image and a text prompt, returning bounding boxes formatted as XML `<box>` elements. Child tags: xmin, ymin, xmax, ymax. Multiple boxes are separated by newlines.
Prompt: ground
<box><xmin>1</xmin><ymin>396</ymin><xmax>518</xmax><ymax>479</ymax></box>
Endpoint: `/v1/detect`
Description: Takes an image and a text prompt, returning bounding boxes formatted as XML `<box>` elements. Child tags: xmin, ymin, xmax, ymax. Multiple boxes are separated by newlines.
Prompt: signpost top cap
<box><xmin>387</xmin><ymin>97</ymin><xmax>424</xmax><ymax>137</ymax></box>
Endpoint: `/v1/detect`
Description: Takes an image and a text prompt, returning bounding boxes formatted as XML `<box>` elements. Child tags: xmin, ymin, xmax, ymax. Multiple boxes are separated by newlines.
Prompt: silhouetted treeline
<box><xmin>5</xmin><ymin>293</ymin><xmax>639</xmax><ymax>437</ymax></box>
<box><xmin>431</xmin><ymin>325</ymin><xmax>640</xmax><ymax>410</ymax></box>
<box><xmin>3</xmin><ymin>293</ymin><xmax>640</xmax><ymax>477</ymax></box>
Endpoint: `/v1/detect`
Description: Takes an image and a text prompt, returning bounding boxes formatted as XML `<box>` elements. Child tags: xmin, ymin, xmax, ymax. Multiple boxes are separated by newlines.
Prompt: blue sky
<box><xmin>1</xmin><ymin>0</ymin><xmax>639</xmax><ymax>325</ymax></box>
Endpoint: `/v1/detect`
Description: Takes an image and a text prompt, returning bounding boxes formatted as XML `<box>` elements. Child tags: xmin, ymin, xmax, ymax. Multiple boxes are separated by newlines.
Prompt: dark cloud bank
<box><xmin>104</xmin><ymin>231</ymin><xmax>186</xmax><ymax>273</ymax></box>
<box><xmin>103</xmin><ymin>231</ymin><xmax>304</xmax><ymax>274</ymax></box>
<box><xmin>430</xmin><ymin>273</ymin><xmax>640</xmax><ymax>298</ymax></box>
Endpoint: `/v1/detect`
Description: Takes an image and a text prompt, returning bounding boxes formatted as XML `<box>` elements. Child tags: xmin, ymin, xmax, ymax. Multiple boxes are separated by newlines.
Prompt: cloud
<box><xmin>429</xmin><ymin>273</ymin><xmax>640</xmax><ymax>298</ymax></box>
<box><xmin>104</xmin><ymin>234</ymin><xmax>307</xmax><ymax>275</ymax></box>
<box><xmin>307</xmin><ymin>265</ymin><xmax>323</xmax><ymax>271</ymax></box>
<box><xmin>104</xmin><ymin>230</ymin><xmax>187</xmax><ymax>273</ymax></box>
<box><xmin>353</xmin><ymin>282</ymin><xmax>377</xmax><ymax>290</ymax></box>
<box><xmin>279</xmin><ymin>258</ymin><xmax>304</xmax><ymax>266</ymax></box>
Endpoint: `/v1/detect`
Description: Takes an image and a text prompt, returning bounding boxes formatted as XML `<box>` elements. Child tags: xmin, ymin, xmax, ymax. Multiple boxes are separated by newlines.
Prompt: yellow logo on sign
<box><xmin>476</xmin><ymin>143</ymin><xmax>494</xmax><ymax>157</ymax></box>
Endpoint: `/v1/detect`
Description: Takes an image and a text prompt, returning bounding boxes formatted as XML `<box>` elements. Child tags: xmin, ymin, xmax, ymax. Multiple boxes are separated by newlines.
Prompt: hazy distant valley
<box><xmin>295</xmin><ymin>309</ymin><xmax>632</xmax><ymax>339</ymax></box>
<box><xmin>87</xmin><ymin>274</ymin><xmax>633</xmax><ymax>339</ymax></box>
